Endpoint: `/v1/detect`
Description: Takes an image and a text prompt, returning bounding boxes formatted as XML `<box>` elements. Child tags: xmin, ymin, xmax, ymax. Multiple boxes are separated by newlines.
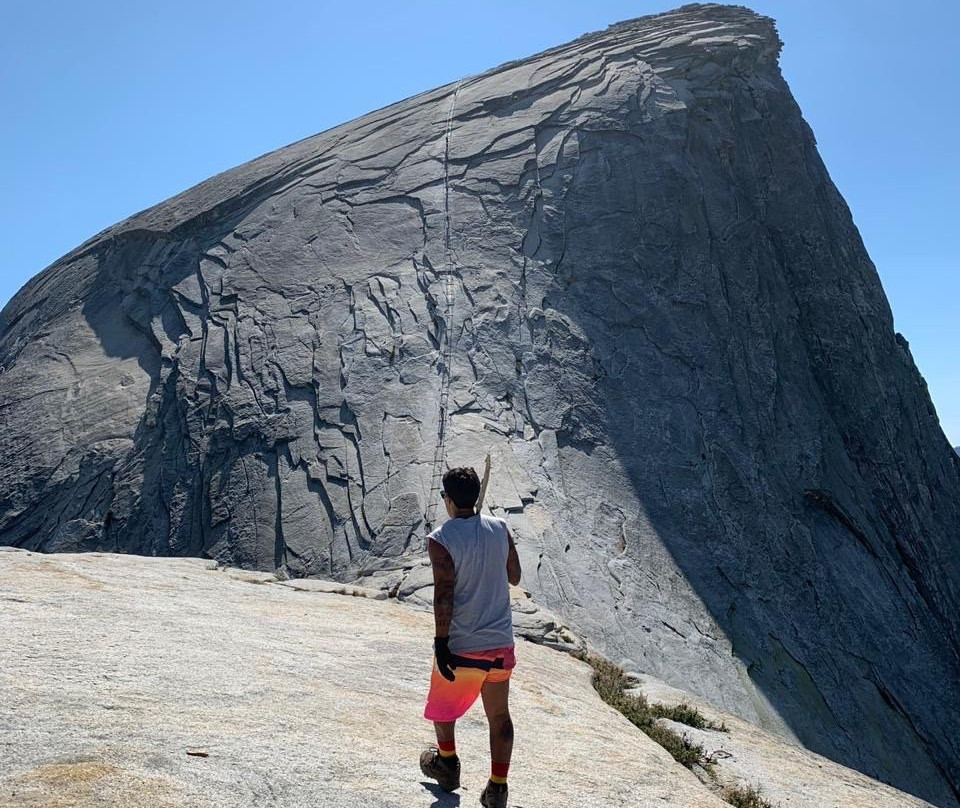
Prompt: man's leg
<box><xmin>480</xmin><ymin>678</ymin><xmax>513</xmax><ymax>783</ymax></box>
<box><xmin>421</xmin><ymin>717</ymin><xmax>460</xmax><ymax>791</ymax></box>
<box><xmin>423</xmin><ymin>659</ymin><xmax>485</xmax><ymax>793</ymax></box>
<box><xmin>433</xmin><ymin>720</ymin><xmax>457</xmax><ymax>758</ymax></box>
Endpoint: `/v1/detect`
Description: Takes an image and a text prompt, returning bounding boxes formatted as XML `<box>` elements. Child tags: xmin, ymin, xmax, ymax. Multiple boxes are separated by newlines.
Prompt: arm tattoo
<box><xmin>428</xmin><ymin>539</ymin><xmax>456</xmax><ymax>637</ymax></box>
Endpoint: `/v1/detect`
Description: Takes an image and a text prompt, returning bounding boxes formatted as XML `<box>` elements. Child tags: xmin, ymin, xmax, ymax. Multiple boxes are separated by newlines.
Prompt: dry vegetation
<box><xmin>577</xmin><ymin>653</ymin><xmax>714</xmax><ymax>768</ymax></box>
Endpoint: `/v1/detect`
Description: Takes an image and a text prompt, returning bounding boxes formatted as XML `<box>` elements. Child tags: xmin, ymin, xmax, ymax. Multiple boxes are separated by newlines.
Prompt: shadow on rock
<box><xmin>421</xmin><ymin>781</ymin><xmax>462</xmax><ymax>807</ymax></box>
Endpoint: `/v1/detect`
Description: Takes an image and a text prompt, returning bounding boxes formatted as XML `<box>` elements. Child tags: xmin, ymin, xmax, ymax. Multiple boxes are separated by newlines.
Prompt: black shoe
<box><xmin>420</xmin><ymin>747</ymin><xmax>461</xmax><ymax>792</ymax></box>
<box><xmin>480</xmin><ymin>780</ymin><xmax>508</xmax><ymax>808</ymax></box>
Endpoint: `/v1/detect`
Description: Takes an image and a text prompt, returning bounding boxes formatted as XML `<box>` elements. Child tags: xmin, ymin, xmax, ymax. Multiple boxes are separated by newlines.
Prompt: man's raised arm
<box><xmin>506</xmin><ymin>527</ymin><xmax>522</xmax><ymax>586</ymax></box>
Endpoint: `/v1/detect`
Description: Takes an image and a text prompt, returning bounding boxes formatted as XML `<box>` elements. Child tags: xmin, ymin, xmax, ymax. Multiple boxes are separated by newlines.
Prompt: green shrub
<box><xmin>578</xmin><ymin>653</ymin><xmax>706</xmax><ymax>768</ymax></box>
<box><xmin>650</xmin><ymin>702</ymin><xmax>728</xmax><ymax>732</ymax></box>
<box><xmin>645</xmin><ymin>721</ymin><xmax>706</xmax><ymax>767</ymax></box>
<box><xmin>723</xmin><ymin>784</ymin><xmax>775</xmax><ymax>808</ymax></box>
<box><xmin>576</xmin><ymin>653</ymin><xmax>773</xmax><ymax>801</ymax></box>
<box><xmin>588</xmin><ymin>655</ymin><xmax>643</xmax><ymax>706</ymax></box>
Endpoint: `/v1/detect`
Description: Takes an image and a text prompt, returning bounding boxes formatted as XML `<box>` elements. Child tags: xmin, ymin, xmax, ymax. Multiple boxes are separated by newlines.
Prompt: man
<box><xmin>420</xmin><ymin>466</ymin><xmax>522</xmax><ymax>808</ymax></box>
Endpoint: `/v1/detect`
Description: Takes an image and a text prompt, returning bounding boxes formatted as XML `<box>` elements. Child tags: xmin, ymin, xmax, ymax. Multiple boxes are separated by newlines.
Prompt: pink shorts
<box><xmin>423</xmin><ymin>645</ymin><xmax>517</xmax><ymax>722</ymax></box>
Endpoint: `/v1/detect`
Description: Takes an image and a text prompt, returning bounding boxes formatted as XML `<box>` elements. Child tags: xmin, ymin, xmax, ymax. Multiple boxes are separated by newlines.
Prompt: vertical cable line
<box><xmin>425</xmin><ymin>79</ymin><xmax>463</xmax><ymax>535</ymax></box>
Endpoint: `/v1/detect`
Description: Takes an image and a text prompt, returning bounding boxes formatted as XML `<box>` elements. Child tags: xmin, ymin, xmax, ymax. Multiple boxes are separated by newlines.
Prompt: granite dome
<box><xmin>1</xmin><ymin>4</ymin><xmax>958</xmax><ymax>805</ymax></box>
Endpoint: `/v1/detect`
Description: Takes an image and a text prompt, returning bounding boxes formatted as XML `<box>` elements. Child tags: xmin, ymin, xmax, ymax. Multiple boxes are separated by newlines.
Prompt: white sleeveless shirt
<box><xmin>428</xmin><ymin>513</ymin><xmax>514</xmax><ymax>653</ymax></box>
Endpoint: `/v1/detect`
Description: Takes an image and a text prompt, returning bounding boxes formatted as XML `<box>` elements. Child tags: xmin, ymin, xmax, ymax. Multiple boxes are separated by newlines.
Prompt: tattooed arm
<box><xmin>506</xmin><ymin>526</ymin><xmax>522</xmax><ymax>586</ymax></box>
<box><xmin>428</xmin><ymin>538</ymin><xmax>456</xmax><ymax>638</ymax></box>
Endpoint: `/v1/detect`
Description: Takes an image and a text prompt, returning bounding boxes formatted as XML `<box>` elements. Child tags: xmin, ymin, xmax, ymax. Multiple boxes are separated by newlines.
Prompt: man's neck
<box><xmin>450</xmin><ymin>508</ymin><xmax>476</xmax><ymax>520</ymax></box>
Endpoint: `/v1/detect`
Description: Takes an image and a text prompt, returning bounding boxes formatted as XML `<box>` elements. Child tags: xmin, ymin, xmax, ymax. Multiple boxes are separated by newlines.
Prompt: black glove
<box><xmin>434</xmin><ymin>636</ymin><xmax>457</xmax><ymax>682</ymax></box>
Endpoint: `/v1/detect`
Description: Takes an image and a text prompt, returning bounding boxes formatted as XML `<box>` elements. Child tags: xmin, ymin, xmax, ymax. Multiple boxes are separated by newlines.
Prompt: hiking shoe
<box><xmin>419</xmin><ymin>747</ymin><xmax>461</xmax><ymax>792</ymax></box>
<box><xmin>480</xmin><ymin>780</ymin><xmax>508</xmax><ymax>808</ymax></box>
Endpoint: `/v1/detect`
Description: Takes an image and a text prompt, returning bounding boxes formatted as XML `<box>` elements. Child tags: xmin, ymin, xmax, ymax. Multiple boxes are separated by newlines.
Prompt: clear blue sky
<box><xmin>2</xmin><ymin>1</ymin><xmax>957</xmax><ymax>445</ymax></box>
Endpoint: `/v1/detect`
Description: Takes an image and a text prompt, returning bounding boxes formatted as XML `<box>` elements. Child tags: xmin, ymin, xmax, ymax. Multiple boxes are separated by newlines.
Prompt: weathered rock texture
<box><xmin>1</xmin><ymin>3</ymin><xmax>958</xmax><ymax>805</ymax></box>
<box><xmin>0</xmin><ymin>549</ymin><xmax>938</xmax><ymax>808</ymax></box>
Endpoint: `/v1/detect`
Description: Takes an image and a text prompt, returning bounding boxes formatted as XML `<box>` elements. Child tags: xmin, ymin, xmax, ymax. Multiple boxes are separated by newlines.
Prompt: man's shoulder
<box><xmin>427</xmin><ymin>530</ymin><xmax>453</xmax><ymax>563</ymax></box>
<box><xmin>428</xmin><ymin>517</ymin><xmax>466</xmax><ymax>544</ymax></box>
<box><xmin>479</xmin><ymin>513</ymin><xmax>509</xmax><ymax>533</ymax></box>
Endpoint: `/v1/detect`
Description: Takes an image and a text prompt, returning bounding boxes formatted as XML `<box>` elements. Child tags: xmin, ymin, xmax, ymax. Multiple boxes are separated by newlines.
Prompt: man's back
<box><xmin>428</xmin><ymin>513</ymin><xmax>513</xmax><ymax>653</ymax></box>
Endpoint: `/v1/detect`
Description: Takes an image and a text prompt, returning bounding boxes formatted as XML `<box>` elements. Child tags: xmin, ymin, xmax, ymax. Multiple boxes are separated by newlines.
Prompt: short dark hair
<box><xmin>442</xmin><ymin>467</ymin><xmax>480</xmax><ymax>509</ymax></box>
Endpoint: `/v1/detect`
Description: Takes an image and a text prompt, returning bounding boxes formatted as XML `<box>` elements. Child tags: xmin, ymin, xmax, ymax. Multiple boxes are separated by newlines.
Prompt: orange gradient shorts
<box><xmin>423</xmin><ymin>645</ymin><xmax>516</xmax><ymax>722</ymax></box>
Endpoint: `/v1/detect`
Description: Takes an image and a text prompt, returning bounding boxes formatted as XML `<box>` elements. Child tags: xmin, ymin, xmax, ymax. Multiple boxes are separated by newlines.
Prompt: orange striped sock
<box><xmin>438</xmin><ymin>740</ymin><xmax>457</xmax><ymax>758</ymax></box>
<box><xmin>490</xmin><ymin>762</ymin><xmax>509</xmax><ymax>784</ymax></box>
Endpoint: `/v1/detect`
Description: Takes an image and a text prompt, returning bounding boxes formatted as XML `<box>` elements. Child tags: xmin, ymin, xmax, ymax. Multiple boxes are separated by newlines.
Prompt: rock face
<box><xmin>0</xmin><ymin>549</ymin><xmax>939</xmax><ymax>808</ymax></box>
<box><xmin>1</xmin><ymin>3</ymin><xmax>958</xmax><ymax>805</ymax></box>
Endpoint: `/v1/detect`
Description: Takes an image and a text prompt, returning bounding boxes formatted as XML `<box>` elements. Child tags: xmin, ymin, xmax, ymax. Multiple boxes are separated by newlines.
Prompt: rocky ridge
<box><xmin>1</xmin><ymin>4</ymin><xmax>958</xmax><ymax>805</ymax></box>
<box><xmin>0</xmin><ymin>548</ymin><xmax>938</xmax><ymax>808</ymax></box>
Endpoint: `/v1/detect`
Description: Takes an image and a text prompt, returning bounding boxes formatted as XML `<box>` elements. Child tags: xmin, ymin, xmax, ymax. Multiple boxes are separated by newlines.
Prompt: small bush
<box><xmin>645</xmin><ymin>721</ymin><xmax>706</xmax><ymax>767</ymax></box>
<box><xmin>589</xmin><ymin>655</ymin><xmax>644</xmax><ymax>706</ymax></box>
<box><xmin>578</xmin><ymin>653</ymin><xmax>706</xmax><ymax>768</ymax></box>
<box><xmin>723</xmin><ymin>784</ymin><xmax>775</xmax><ymax>808</ymax></box>
<box><xmin>650</xmin><ymin>702</ymin><xmax>728</xmax><ymax>732</ymax></box>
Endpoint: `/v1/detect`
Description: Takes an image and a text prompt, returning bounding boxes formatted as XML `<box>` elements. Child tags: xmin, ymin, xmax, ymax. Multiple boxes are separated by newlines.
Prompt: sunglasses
<box><xmin>440</xmin><ymin>491</ymin><xmax>449</xmax><ymax>501</ymax></box>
